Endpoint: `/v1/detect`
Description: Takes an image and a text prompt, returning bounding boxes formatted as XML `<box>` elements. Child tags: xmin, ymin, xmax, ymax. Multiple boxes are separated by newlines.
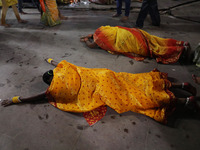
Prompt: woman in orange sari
<box><xmin>81</xmin><ymin>26</ymin><xmax>190</xmax><ymax>64</ymax></box>
<box><xmin>39</xmin><ymin>0</ymin><xmax>67</xmax><ymax>26</ymax></box>
<box><xmin>1</xmin><ymin>59</ymin><xmax>198</xmax><ymax>125</ymax></box>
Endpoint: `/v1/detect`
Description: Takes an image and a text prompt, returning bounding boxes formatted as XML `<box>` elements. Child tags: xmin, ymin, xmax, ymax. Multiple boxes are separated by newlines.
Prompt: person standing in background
<box><xmin>0</xmin><ymin>0</ymin><xmax>27</xmax><ymax>27</ymax></box>
<box><xmin>135</xmin><ymin>0</ymin><xmax>160</xmax><ymax>28</ymax></box>
<box><xmin>112</xmin><ymin>0</ymin><xmax>131</xmax><ymax>22</ymax></box>
<box><xmin>17</xmin><ymin>0</ymin><xmax>27</xmax><ymax>14</ymax></box>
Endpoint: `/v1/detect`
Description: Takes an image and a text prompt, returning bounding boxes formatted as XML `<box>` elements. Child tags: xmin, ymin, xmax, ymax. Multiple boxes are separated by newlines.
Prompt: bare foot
<box><xmin>60</xmin><ymin>15</ymin><xmax>68</xmax><ymax>20</ymax></box>
<box><xmin>192</xmin><ymin>74</ymin><xmax>200</xmax><ymax>84</ymax></box>
<box><xmin>18</xmin><ymin>19</ymin><xmax>28</xmax><ymax>24</ymax></box>
<box><xmin>182</xmin><ymin>82</ymin><xmax>197</xmax><ymax>96</ymax></box>
<box><xmin>1</xmin><ymin>23</ymin><xmax>10</xmax><ymax>27</ymax></box>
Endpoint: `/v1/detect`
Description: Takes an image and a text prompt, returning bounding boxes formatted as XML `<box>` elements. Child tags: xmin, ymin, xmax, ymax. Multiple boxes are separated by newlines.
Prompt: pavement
<box><xmin>0</xmin><ymin>0</ymin><xmax>200</xmax><ymax>150</ymax></box>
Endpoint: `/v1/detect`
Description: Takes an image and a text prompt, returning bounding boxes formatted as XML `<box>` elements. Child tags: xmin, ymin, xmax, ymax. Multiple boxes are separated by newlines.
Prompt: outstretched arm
<box><xmin>1</xmin><ymin>92</ymin><xmax>47</xmax><ymax>107</ymax></box>
<box><xmin>80</xmin><ymin>37</ymin><xmax>98</xmax><ymax>49</ymax></box>
<box><xmin>85</xmin><ymin>38</ymin><xmax>98</xmax><ymax>49</ymax></box>
<box><xmin>46</xmin><ymin>58</ymin><xmax>59</xmax><ymax>67</ymax></box>
<box><xmin>80</xmin><ymin>34</ymin><xmax>93</xmax><ymax>41</ymax></box>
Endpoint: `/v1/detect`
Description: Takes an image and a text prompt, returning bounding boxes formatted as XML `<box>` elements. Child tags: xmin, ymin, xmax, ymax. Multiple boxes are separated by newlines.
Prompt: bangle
<box><xmin>185</xmin><ymin>97</ymin><xmax>190</xmax><ymax>106</ymax></box>
<box><xmin>47</xmin><ymin>58</ymin><xmax>53</xmax><ymax>64</ymax></box>
<box><xmin>12</xmin><ymin>96</ymin><xmax>22</xmax><ymax>103</ymax></box>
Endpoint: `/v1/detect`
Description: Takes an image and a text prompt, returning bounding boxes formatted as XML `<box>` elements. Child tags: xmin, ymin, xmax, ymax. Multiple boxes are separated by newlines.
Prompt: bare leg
<box><xmin>1</xmin><ymin>0</ymin><xmax>10</xmax><ymax>27</ymax></box>
<box><xmin>12</xmin><ymin>5</ymin><xmax>27</xmax><ymax>23</ymax></box>
<box><xmin>192</xmin><ymin>74</ymin><xmax>200</xmax><ymax>85</ymax></box>
<box><xmin>45</xmin><ymin>58</ymin><xmax>58</xmax><ymax>67</ymax></box>
<box><xmin>1</xmin><ymin>92</ymin><xmax>46</xmax><ymax>107</ymax></box>
<box><xmin>171</xmin><ymin>82</ymin><xmax>197</xmax><ymax>96</ymax></box>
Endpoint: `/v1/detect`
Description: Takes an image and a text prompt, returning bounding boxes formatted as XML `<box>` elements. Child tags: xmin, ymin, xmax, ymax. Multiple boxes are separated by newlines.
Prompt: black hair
<box><xmin>43</xmin><ymin>70</ymin><xmax>53</xmax><ymax>85</ymax></box>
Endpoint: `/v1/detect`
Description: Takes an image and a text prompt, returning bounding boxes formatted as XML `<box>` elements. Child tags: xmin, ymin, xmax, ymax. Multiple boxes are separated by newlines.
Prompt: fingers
<box><xmin>80</xmin><ymin>37</ymin><xmax>89</xmax><ymax>42</ymax></box>
<box><xmin>1</xmin><ymin>100</ymin><xmax>12</xmax><ymax>107</ymax></box>
<box><xmin>80</xmin><ymin>36</ymin><xmax>87</xmax><ymax>39</ymax></box>
<box><xmin>80</xmin><ymin>38</ymin><xmax>85</xmax><ymax>42</ymax></box>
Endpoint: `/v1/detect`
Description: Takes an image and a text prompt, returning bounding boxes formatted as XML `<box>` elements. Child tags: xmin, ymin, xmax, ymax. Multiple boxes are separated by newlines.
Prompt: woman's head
<box><xmin>43</xmin><ymin>70</ymin><xmax>53</xmax><ymax>85</ymax></box>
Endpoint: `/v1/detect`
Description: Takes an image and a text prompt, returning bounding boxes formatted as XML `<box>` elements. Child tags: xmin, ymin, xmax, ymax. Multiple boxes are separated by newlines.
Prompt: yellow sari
<box><xmin>46</xmin><ymin>60</ymin><xmax>176</xmax><ymax>123</ymax></box>
<box><xmin>0</xmin><ymin>0</ymin><xmax>18</xmax><ymax>6</ymax></box>
<box><xmin>93</xmin><ymin>26</ymin><xmax>186</xmax><ymax>64</ymax></box>
<box><xmin>40</xmin><ymin>0</ymin><xmax>61</xmax><ymax>26</ymax></box>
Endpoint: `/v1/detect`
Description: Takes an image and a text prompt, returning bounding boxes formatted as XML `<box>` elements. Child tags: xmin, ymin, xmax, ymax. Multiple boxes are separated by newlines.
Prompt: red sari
<box><xmin>93</xmin><ymin>26</ymin><xmax>187</xmax><ymax>64</ymax></box>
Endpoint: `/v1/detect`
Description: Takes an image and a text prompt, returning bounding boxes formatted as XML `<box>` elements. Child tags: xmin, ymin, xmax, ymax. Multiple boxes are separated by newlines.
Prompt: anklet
<box><xmin>185</xmin><ymin>97</ymin><xmax>190</xmax><ymax>106</ymax></box>
<box><xmin>182</xmin><ymin>82</ymin><xmax>185</xmax><ymax>89</ymax></box>
<box><xmin>12</xmin><ymin>96</ymin><xmax>21</xmax><ymax>103</ymax></box>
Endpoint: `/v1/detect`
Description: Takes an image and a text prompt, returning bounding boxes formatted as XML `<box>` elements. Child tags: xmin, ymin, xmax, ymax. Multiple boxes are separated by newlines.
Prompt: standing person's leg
<box><xmin>18</xmin><ymin>0</ymin><xmax>27</xmax><ymax>14</ymax></box>
<box><xmin>148</xmin><ymin>0</ymin><xmax>160</xmax><ymax>26</ymax></box>
<box><xmin>18</xmin><ymin>0</ymin><xmax>23</xmax><ymax>13</ymax></box>
<box><xmin>124</xmin><ymin>0</ymin><xmax>131</xmax><ymax>17</ymax></box>
<box><xmin>135</xmin><ymin>0</ymin><xmax>149</xmax><ymax>28</ymax></box>
<box><xmin>31</xmin><ymin>0</ymin><xmax>41</xmax><ymax>12</ymax></box>
<box><xmin>12</xmin><ymin>5</ymin><xmax>27</xmax><ymax>23</ymax></box>
<box><xmin>113</xmin><ymin>0</ymin><xmax>122</xmax><ymax>17</ymax></box>
<box><xmin>120</xmin><ymin>0</ymin><xmax>131</xmax><ymax>22</ymax></box>
<box><xmin>1</xmin><ymin>0</ymin><xmax>9</xmax><ymax>27</ymax></box>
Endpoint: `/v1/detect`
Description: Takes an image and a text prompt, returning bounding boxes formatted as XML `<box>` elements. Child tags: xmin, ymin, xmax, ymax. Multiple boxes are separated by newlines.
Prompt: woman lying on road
<box><xmin>1</xmin><ymin>59</ymin><xmax>199</xmax><ymax>125</ymax></box>
<box><xmin>80</xmin><ymin>26</ymin><xmax>190</xmax><ymax>64</ymax></box>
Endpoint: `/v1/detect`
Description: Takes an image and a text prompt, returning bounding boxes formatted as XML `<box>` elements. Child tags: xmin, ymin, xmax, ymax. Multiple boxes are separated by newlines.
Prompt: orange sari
<box><xmin>40</xmin><ymin>0</ymin><xmax>61</xmax><ymax>26</ymax></box>
<box><xmin>93</xmin><ymin>26</ymin><xmax>187</xmax><ymax>64</ymax></box>
<box><xmin>46</xmin><ymin>60</ymin><xmax>176</xmax><ymax>124</ymax></box>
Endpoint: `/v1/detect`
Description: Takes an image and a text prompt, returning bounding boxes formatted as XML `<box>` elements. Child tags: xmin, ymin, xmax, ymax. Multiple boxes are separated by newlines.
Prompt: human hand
<box><xmin>1</xmin><ymin>99</ymin><xmax>13</xmax><ymax>107</ymax></box>
<box><xmin>84</xmin><ymin>38</ymin><xmax>89</xmax><ymax>42</ymax></box>
<box><xmin>80</xmin><ymin>37</ymin><xmax>89</xmax><ymax>42</ymax></box>
<box><xmin>80</xmin><ymin>37</ymin><xmax>85</xmax><ymax>42</ymax></box>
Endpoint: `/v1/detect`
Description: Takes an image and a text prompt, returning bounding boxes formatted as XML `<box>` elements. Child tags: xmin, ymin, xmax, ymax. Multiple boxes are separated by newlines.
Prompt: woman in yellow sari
<box><xmin>1</xmin><ymin>59</ymin><xmax>198</xmax><ymax>125</ymax></box>
<box><xmin>0</xmin><ymin>0</ymin><xmax>27</xmax><ymax>27</ymax></box>
<box><xmin>39</xmin><ymin>0</ymin><xmax>67</xmax><ymax>26</ymax></box>
<box><xmin>81</xmin><ymin>26</ymin><xmax>190</xmax><ymax>64</ymax></box>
